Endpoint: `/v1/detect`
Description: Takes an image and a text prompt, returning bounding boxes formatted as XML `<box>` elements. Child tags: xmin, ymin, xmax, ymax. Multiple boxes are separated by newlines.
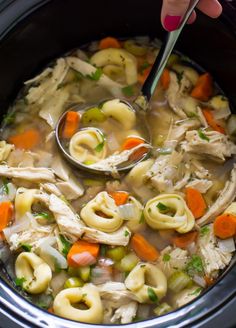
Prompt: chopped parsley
<box><xmin>82</xmin><ymin>293</ymin><xmax>87</xmax><ymax>298</ymax></box>
<box><xmin>187</xmin><ymin>112</ymin><xmax>199</xmax><ymax>119</ymax></box>
<box><xmin>2</xmin><ymin>177</ymin><xmax>9</xmax><ymax>195</ymax></box>
<box><xmin>3</xmin><ymin>112</ymin><xmax>15</xmax><ymax>125</ymax></box>
<box><xmin>34</xmin><ymin>212</ymin><xmax>53</xmax><ymax>221</ymax></box>
<box><xmin>21</xmin><ymin>244</ymin><xmax>32</xmax><ymax>252</ymax></box>
<box><xmin>200</xmin><ymin>226</ymin><xmax>210</xmax><ymax>237</ymax></box>
<box><xmin>189</xmin><ymin>287</ymin><xmax>202</xmax><ymax>296</ymax></box>
<box><xmin>100</xmin><ymin>244</ymin><xmax>107</xmax><ymax>257</ymax></box>
<box><xmin>147</xmin><ymin>287</ymin><xmax>159</xmax><ymax>303</ymax></box>
<box><xmin>15</xmin><ymin>277</ymin><xmax>26</xmax><ymax>288</ymax></box>
<box><xmin>122</xmin><ymin>85</ymin><xmax>134</xmax><ymax>97</ymax></box>
<box><xmin>163</xmin><ymin>253</ymin><xmax>171</xmax><ymax>262</ymax></box>
<box><xmin>148</xmin><ymin>208</ymin><xmax>152</xmax><ymax>213</ymax></box>
<box><xmin>74</xmin><ymin>70</ymin><xmax>84</xmax><ymax>81</ymax></box>
<box><xmin>87</xmin><ymin>68</ymin><xmax>103</xmax><ymax>81</ymax></box>
<box><xmin>139</xmin><ymin>212</ymin><xmax>145</xmax><ymax>224</ymax></box>
<box><xmin>59</xmin><ymin>235</ymin><xmax>72</xmax><ymax>256</ymax></box>
<box><xmin>198</xmin><ymin>130</ymin><xmax>209</xmax><ymax>142</ymax></box>
<box><xmin>156</xmin><ymin>202</ymin><xmax>171</xmax><ymax>213</ymax></box>
<box><xmin>95</xmin><ymin>141</ymin><xmax>105</xmax><ymax>152</ymax></box>
<box><xmin>124</xmin><ymin>230</ymin><xmax>130</xmax><ymax>237</ymax></box>
<box><xmin>139</xmin><ymin>61</ymin><xmax>150</xmax><ymax>74</ymax></box>
<box><xmin>186</xmin><ymin>255</ymin><xmax>204</xmax><ymax>276</ymax></box>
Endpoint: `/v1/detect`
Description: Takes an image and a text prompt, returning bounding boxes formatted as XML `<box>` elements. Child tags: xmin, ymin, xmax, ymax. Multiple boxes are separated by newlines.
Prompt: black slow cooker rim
<box><xmin>0</xmin><ymin>0</ymin><xmax>236</xmax><ymax>327</ymax></box>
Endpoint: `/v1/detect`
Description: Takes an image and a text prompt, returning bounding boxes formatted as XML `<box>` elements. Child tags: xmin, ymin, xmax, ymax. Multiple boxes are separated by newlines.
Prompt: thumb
<box><xmin>161</xmin><ymin>0</ymin><xmax>191</xmax><ymax>31</ymax></box>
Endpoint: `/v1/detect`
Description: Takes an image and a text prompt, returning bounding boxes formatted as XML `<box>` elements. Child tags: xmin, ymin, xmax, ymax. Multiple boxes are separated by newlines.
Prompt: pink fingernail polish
<box><xmin>164</xmin><ymin>15</ymin><xmax>181</xmax><ymax>31</ymax></box>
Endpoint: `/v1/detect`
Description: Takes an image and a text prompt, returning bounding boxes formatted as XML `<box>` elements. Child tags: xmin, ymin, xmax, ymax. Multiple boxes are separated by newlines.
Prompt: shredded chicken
<box><xmin>99</xmin><ymin>282</ymin><xmax>138</xmax><ymax>307</ymax></box>
<box><xmin>197</xmin><ymin>224</ymin><xmax>232</xmax><ymax>278</ymax></box>
<box><xmin>40</xmin><ymin>183</ymin><xmax>62</xmax><ymax>197</ymax></box>
<box><xmin>83</xmin><ymin>226</ymin><xmax>131</xmax><ymax>246</ymax></box>
<box><xmin>171</xmin><ymin>285</ymin><xmax>202</xmax><ymax>309</ymax></box>
<box><xmin>182</xmin><ymin>130</ymin><xmax>236</xmax><ymax>162</ymax></box>
<box><xmin>166</xmin><ymin>119</ymin><xmax>200</xmax><ymax>146</ymax></box>
<box><xmin>111</xmin><ymin>302</ymin><xmax>138</xmax><ymax>324</ymax></box>
<box><xmin>56</xmin><ymin>176</ymin><xmax>84</xmax><ymax>200</ymax></box>
<box><xmin>198</xmin><ymin>165</ymin><xmax>236</xmax><ymax>226</ymax></box>
<box><xmin>186</xmin><ymin>178</ymin><xmax>213</xmax><ymax>193</ymax></box>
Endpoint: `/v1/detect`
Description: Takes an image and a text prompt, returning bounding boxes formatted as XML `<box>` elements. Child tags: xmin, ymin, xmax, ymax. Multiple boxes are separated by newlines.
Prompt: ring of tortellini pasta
<box><xmin>125</xmin><ymin>263</ymin><xmax>167</xmax><ymax>303</ymax></box>
<box><xmin>15</xmin><ymin>188</ymin><xmax>39</xmax><ymax>219</ymax></box>
<box><xmin>90</xmin><ymin>48</ymin><xmax>138</xmax><ymax>85</ymax></box>
<box><xmin>69</xmin><ymin>127</ymin><xmax>106</xmax><ymax>163</ymax></box>
<box><xmin>15</xmin><ymin>252</ymin><xmax>52</xmax><ymax>294</ymax></box>
<box><xmin>53</xmin><ymin>284</ymin><xmax>103</xmax><ymax>324</ymax></box>
<box><xmin>80</xmin><ymin>191</ymin><xmax>123</xmax><ymax>232</ymax></box>
<box><xmin>144</xmin><ymin>194</ymin><xmax>195</xmax><ymax>233</ymax></box>
<box><xmin>101</xmin><ymin>99</ymin><xmax>136</xmax><ymax>130</ymax></box>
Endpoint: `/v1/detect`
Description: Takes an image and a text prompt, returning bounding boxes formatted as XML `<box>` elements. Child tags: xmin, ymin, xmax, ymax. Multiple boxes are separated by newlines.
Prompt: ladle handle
<box><xmin>141</xmin><ymin>0</ymin><xmax>200</xmax><ymax>101</ymax></box>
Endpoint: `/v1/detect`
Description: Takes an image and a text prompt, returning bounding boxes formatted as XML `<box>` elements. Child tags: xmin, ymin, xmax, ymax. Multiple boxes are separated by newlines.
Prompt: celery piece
<box><xmin>64</xmin><ymin>277</ymin><xmax>84</xmax><ymax>288</ymax></box>
<box><xmin>154</xmin><ymin>302</ymin><xmax>172</xmax><ymax>316</ymax></box>
<box><xmin>168</xmin><ymin>271</ymin><xmax>192</xmax><ymax>293</ymax></box>
<box><xmin>124</xmin><ymin>40</ymin><xmax>147</xmax><ymax>56</ymax></box>
<box><xmin>78</xmin><ymin>266</ymin><xmax>91</xmax><ymax>282</ymax></box>
<box><xmin>106</xmin><ymin>246</ymin><xmax>126</xmax><ymax>261</ymax></box>
<box><xmin>81</xmin><ymin>107</ymin><xmax>106</xmax><ymax>124</ymax></box>
<box><xmin>120</xmin><ymin>252</ymin><xmax>139</xmax><ymax>272</ymax></box>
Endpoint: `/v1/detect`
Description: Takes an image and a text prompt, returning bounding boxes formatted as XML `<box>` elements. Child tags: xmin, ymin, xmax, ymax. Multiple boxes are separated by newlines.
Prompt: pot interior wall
<box><xmin>0</xmin><ymin>0</ymin><xmax>236</xmax><ymax>113</ymax></box>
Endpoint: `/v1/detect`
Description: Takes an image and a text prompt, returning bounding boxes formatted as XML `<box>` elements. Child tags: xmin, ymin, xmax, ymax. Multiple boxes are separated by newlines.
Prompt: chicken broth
<box><xmin>0</xmin><ymin>36</ymin><xmax>236</xmax><ymax>324</ymax></box>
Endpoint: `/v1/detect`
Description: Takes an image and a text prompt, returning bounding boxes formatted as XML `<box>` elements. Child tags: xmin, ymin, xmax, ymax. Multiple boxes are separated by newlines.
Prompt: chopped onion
<box><xmin>187</xmin><ymin>242</ymin><xmax>197</xmax><ymax>255</ymax></box>
<box><xmin>98</xmin><ymin>257</ymin><xmax>114</xmax><ymax>267</ymax></box>
<box><xmin>71</xmin><ymin>251</ymin><xmax>96</xmax><ymax>266</ymax></box>
<box><xmin>50</xmin><ymin>271</ymin><xmax>68</xmax><ymax>296</ymax></box>
<box><xmin>7</xmin><ymin>183</ymin><xmax>17</xmax><ymax>201</ymax></box>
<box><xmin>91</xmin><ymin>266</ymin><xmax>112</xmax><ymax>285</ymax></box>
<box><xmin>113</xmin><ymin>270</ymin><xmax>125</xmax><ymax>282</ymax></box>
<box><xmin>3</xmin><ymin>216</ymin><xmax>30</xmax><ymax>241</ymax></box>
<box><xmin>37</xmin><ymin>236</ymin><xmax>56</xmax><ymax>248</ymax></box>
<box><xmin>107</xmin><ymin>133</ymin><xmax>120</xmax><ymax>151</ymax></box>
<box><xmin>39</xmin><ymin>244</ymin><xmax>68</xmax><ymax>271</ymax></box>
<box><xmin>193</xmin><ymin>275</ymin><xmax>206</xmax><ymax>288</ymax></box>
<box><xmin>218</xmin><ymin>238</ymin><xmax>235</xmax><ymax>253</ymax></box>
<box><xmin>118</xmin><ymin>204</ymin><xmax>136</xmax><ymax>220</ymax></box>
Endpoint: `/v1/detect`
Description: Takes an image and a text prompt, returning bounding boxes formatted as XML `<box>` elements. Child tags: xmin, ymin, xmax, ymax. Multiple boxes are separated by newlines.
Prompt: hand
<box><xmin>161</xmin><ymin>0</ymin><xmax>222</xmax><ymax>31</ymax></box>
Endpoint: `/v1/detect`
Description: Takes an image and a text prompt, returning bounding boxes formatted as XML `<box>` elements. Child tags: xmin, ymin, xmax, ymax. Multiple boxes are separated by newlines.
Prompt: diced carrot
<box><xmin>99</xmin><ymin>37</ymin><xmax>121</xmax><ymax>49</ymax></box>
<box><xmin>62</xmin><ymin>111</ymin><xmax>80</xmax><ymax>139</ymax></box>
<box><xmin>131</xmin><ymin>233</ymin><xmax>159</xmax><ymax>262</ymax></box>
<box><xmin>190</xmin><ymin>73</ymin><xmax>213</xmax><ymax>101</ymax></box>
<box><xmin>138</xmin><ymin>66</ymin><xmax>152</xmax><ymax>84</ymax></box>
<box><xmin>122</xmin><ymin>137</ymin><xmax>145</xmax><ymax>150</ymax></box>
<box><xmin>204</xmin><ymin>275</ymin><xmax>215</xmax><ymax>286</ymax></box>
<box><xmin>0</xmin><ymin>201</ymin><xmax>13</xmax><ymax>232</ymax></box>
<box><xmin>67</xmin><ymin>240</ymin><xmax>100</xmax><ymax>267</ymax></box>
<box><xmin>8</xmin><ymin>129</ymin><xmax>40</xmax><ymax>150</ymax></box>
<box><xmin>186</xmin><ymin>188</ymin><xmax>207</xmax><ymax>219</ymax></box>
<box><xmin>213</xmin><ymin>213</ymin><xmax>236</xmax><ymax>239</ymax></box>
<box><xmin>160</xmin><ymin>68</ymin><xmax>170</xmax><ymax>90</ymax></box>
<box><xmin>172</xmin><ymin>231</ymin><xmax>198</xmax><ymax>249</ymax></box>
<box><xmin>48</xmin><ymin>307</ymin><xmax>54</xmax><ymax>313</ymax></box>
<box><xmin>109</xmin><ymin>191</ymin><xmax>129</xmax><ymax>206</ymax></box>
<box><xmin>202</xmin><ymin>108</ymin><xmax>225</xmax><ymax>134</ymax></box>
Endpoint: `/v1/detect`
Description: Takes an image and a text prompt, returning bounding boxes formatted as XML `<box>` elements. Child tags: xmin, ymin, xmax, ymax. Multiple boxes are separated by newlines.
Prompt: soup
<box><xmin>0</xmin><ymin>36</ymin><xmax>236</xmax><ymax>324</ymax></box>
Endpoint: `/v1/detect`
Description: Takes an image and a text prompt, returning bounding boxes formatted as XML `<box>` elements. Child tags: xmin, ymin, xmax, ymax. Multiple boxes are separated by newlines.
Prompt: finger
<box><xmin>187</xmin><ymin>10</ymin><xmax>196</xmax><ymax>24</ymax></box>
<box><xmin>197</xmin><ymin>0</ymin><xmax>222</xmax><ymax>18</ymax></box>
<box><xmin>161</xmin><ymin>0</ymin><xmax>191</xmax><ymax>31</ymax></box>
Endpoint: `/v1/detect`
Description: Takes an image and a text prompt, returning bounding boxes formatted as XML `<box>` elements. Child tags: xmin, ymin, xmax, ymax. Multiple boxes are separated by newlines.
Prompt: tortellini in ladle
<box><xmin>69</xmin><ymin>127</ymin><xmax>106</xmax><ymax>164</ymax></box>
<box><xmin>144</xmin><ymin>194</ymin><xmax>195</xmax><ymax>233</ymax></box>
<box><xmin>15</xmin><ymin>252</ymin><xmax>52</xmax><ymax>294</ymax></box>
<box><xmin>80</xmin><ymin>191</ymin><xmax>123</xmax><ymax>233</ymax></box>
<box><xmin>53</xmin><ymin>284</ymin><xmax>103</xmax><ymax>324</ymax></box>
<box><xmin>125</xmin><ymin>263</ymin><xmax>167</xmax><ymax>303</ymax></box>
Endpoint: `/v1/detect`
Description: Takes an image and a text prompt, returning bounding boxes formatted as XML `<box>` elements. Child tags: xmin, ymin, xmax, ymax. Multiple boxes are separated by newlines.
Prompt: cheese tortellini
<box><xmin>80</xmin><ymin>191</ymin><xmax>123</xmax><ymax>232</ymax></box>
<box><xmin>144</xmin><ymin>194</ymin><xmax>195</xmax><ymax>233</ymax></box>
<box><xmin>125</xmin><ymin>263</ymin><xmax>167</xmax><ymax>303</ymax></box>
<box><xmin>90</xmin><ymin>48</ymin><xmax>138</xmax><ymax>85</ymax></box>
<box><xmin>101</xmin><ymin>99</ymin><xmax>136</xmax><ymax>130</ymax></box>
<box><xmin>69</xmin><ymin>128</ymin><xmax>106</xmax><ymax>163</ymax></box>
<box><xmin>15</xmin><ymin>252</ymin><xmax>52</xmax><ymax>294</ymax></box>
<box><xmin>53</xmin><ymin>284</ymin><xmax>103</xmax><ymax>324</ymax></box>
<box><xmin>15</xmin><ymin>188</ymin><xmax>39</xmax><ymax>219</ymax></box>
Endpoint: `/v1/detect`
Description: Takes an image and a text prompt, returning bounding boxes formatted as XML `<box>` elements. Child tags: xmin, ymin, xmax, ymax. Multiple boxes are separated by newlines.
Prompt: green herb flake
<box><xmin>100</xmin><ymin>244</ymin><xmax>107</xmax><ymax>257</ymax></box>
<box><xmin>15</xmin><ymin>277</ymin><xmax>26</xmax><ymax>288</ymax></box>
<box><xmin>139</xmin><ymin>61</ymin><xmax>150</xmax><ymax>74</ymax></box>
<box><xmin>156</xmin><ymin>202</ymin><xmax>171</xmax><ymax>213</ymax></box>
<box><xmin>3</xmin><ymin>112</ymin><xmax>16</xmax><ymax>125</ymax></box>
<box><xmin>95</xmin><ymin>141</ymin><xmax>105</xmax><ymax>152</ymax></box>
<box><xmin>200</xmin><ymin>226</ymin><xmax>210</xmax><ymax>237</ymax></box>
<box><xmin>147</xmin><ymin>287</ymin><xmax>159</xmax><ymax>303</ymax></box>
<box><xmin>189</xmin><ymin>287</ymin><xmax>202</xmax><ymax>296</ymax></box>
<box><xmin>163</xmin><ymin>253</ymin><xmax>171</xmax><ymax>262</ymax></box>
<box><xmin>2</xmin><ymin>177</ymin><xmax>9</xmax><ymax>195</ymax></box>
<box><xmin>59</xmin><ymin>235</ymin><xmax>72</xmax><ymax>256</ymax></box>
<box><xmin>124</xmin><ymin>230</ymin><xmax>130</xmax><ymax>237</ymax></box>
<box><xmin>148</xmin><ymin>208</ymin><xmax>152</xmax><ymax>213</ymax></box>
<box><xmin>122</xmin><ymin>86</ymin><xmax>134</xmax><ymax>97</ymax></box>
<box><xmin>139</xmin><ymin>212</ymin><xmax>145</xmax><ymax>224</ymax></box>
<box><xmin>36</xmin><ymin>301</ymin><xmax>50</xmax><ymax>309</ymax></box>
<box><xmin>87</xmin><ymin>68</ymin><xmax>103</xmax><ymax>81</ymax></box>
<box><xmin>82</xmin><ymin>293</ymin><xmax>87</xmax><ymax>298</ymax></box>
<box><xmin>187</xmin><ymin>112</ymin><xmax>199</xmax><ymax>119</ymax></box>
<box><xmin>198</xmin><ymin>130</ymin><xmax>210</xmax><ymax>142</ymax></box>
<box><xmin>21</xmin><ymin>244</ymin><xmax>32</xmax><ymax>252</ymax></box>
<box><xmin>186</xmin><ymin>255</ymin><xmax>204</xmax><ymax>276</ymax></box>
<box><xmin>74</xmin><ymin>70</ymin><xmax>84</xmax><ymax>81</ymax></box>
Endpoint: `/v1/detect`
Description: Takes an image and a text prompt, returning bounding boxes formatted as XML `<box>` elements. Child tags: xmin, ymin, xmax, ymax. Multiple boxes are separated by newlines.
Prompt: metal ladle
<box><xmin>55</xmin><ymin>0</ymin><xmax>200</xmax><ymax>175</ymax></box>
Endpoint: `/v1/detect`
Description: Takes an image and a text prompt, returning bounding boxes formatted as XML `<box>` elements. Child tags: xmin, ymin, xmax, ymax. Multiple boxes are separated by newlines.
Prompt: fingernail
<box><xmin>164</xmin><ymin>15</ymin><xmax>181</xmax><ymax>31</ymax></box>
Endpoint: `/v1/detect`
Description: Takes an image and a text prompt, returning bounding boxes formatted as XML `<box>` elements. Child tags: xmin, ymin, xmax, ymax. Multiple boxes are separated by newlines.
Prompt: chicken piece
<box><xmin>83</xmin><ymin>226</ymin><xmax>131</xmax><ymax>246</ymax></box>
<box><xmin>165</xmin><ymin>119</ymin><xmax>200</xmax><ymax>147</ymax></box>
<box><xmin>99</xmin><ymin>282</ymin><xmax>138</xmax><ymax>307</ymax></box>
<box><xmin>0</xmin><ymin>165</ymin><xmax>55</xmax><ymax>183</ymax></box>
<box><xmin>198</xmin><ymin>165</ymin><xmax>236</xmax><ymax>226</ymax></box>
<box><xmin>186</xmin><ymin>179</ymin><xmax>213</xmax><ymax>193</ymax></box>
<box><xmin>56</xmin><ymin>174</ymin><xmax>84</xmax><ymax>200</ymax></box>
<box><xmin>190</xmin><ymin>159</ymin><xmax>211</xmax><ymax>179</ymax></box>
<box><xmin>111</xmin><ymin>302</ymin><xmax>138</xmax><ymax>324</ymax></box>
<box><xmin>171</xmin><ymin>285</ymin><xmax>202</xmax><ymax>309</ymax></box>
<box><xmin>196</xmin><ymin>224</ymin><xmax>232</xmax><ymax>278</ymax></box>
<box><xmin>158</xmin><ymin>246</ymin><xmax>190</xmax><ymax>278</ymax></box>
<box><xmin>182</xmin><ymin>130</ymin><xmax>236</xmax><ymax>162</ymax></box>
<box><xmin>40</xmin><ymin>183</ymin><xmax>62</xmax><ymax>197</ymax></box>
<box><xmin>0</xmin><ymin>141</ymin><xmax>14</xmax><ymax>162</ymax></box>
<box><xmin>51</xmin><ymin>154</ymin><xmax>70</xmax><ymax>181</ymax></box>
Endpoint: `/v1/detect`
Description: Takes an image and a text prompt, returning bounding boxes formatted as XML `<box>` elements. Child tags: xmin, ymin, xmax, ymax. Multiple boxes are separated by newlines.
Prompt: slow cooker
<box><xmin>0</xmin><ymin>0</ymin><xmax>236</xmax><ymax>327</ymax></box>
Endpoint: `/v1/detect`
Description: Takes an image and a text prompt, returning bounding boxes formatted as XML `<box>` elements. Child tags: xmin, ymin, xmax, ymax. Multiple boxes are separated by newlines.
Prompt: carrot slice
<box><xmin>48</xmin><ymin>307</ymin><xmax>54</xmax><ymax>313</ymax></box>
<box><xmin>131</xmin><ymin>233</ymin><xmax>159</xmax><ymax>261</ymax></box>
<box><xmin>138</xmin><ymin>66</ymin><xmax>152</xmax><ymax>85</ymax></box>
<box><xmin>109</xmin><ymin>191</ymin><xmax>129</xmax><ymax>206</ymax></box>
<box><xmin>172</xmin><ymin>231</ymin><xmax>198</xmax><ymax>249</ymax></box>
<box><xmin>67</xmin><ymin>240</ymin><xmax>100</xmax><ymax>267</ymax></box>
<box><xmin>202</xmin><ymin>108</ymin><xmax>225</xmax><ymax>134</ymax></box>
<box><xmin>204</xmin><ymin>275</ymin><xmax>215</xmax><ymax>286</ymax></box>
<box><xmin>213</xmin><ymin>213</ymin><xmax>236</xmax><ymax>239</ymax></box>
<box><xmin>8</xmin><ymin>129</ymin><xmax>40</xmax><ymax>150</ymax></box>
<box><xmin>160</xmin><ymin>68</ymin><xmax>170</xmax><ymax>90</ymax></box>
<box><xmin>99</xmin><ymin>37</ymin><xmax>121</xmax><ymax>49</ymax></box>
<box><xmin>186</xmin><ymin>188</ymin><xmax>207</xmax><ymax>219</ymax></box>
<box><xmin>0</xmin><ymin>201</ymin><xmax>13</xmax><ymax>232</ymax></box>
<box><xmin>190</xmin><ymin>73</ymin><xmax>213</xmax><ymax>101</ymax></box>
<box><xmin>122</xmin><ymin>137</ymin><xmax>145</xmax><ymax>150</ymax></box>
<box><xmin>62</xmin><ymin>111</ymin><xmax>80</xmax><ymax>139</ymax></box>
